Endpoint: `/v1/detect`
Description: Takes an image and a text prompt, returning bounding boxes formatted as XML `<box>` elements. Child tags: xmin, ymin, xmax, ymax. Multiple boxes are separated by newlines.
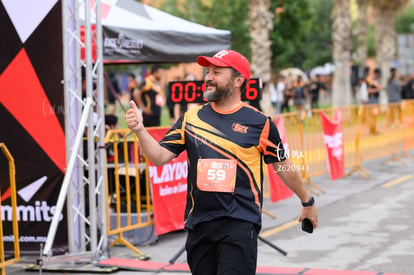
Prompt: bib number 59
<box><xmin>207</xmin><ymin>169</ymin><xmax>226</xmax><ymax>181</ymax></box>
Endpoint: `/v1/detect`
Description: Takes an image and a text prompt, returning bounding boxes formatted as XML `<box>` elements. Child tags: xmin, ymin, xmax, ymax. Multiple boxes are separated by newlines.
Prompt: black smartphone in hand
<box><xmin>302</xmin><ymin>218</ymin><xmax>313</xmax><ymax>234</ymax></box>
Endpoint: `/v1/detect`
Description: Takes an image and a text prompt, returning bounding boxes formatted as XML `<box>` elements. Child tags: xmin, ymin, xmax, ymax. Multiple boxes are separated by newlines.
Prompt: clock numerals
<box><xmin>169</xmin><ymin>79</ymin><xmax>261</xmax><ymax>103</ymax></box>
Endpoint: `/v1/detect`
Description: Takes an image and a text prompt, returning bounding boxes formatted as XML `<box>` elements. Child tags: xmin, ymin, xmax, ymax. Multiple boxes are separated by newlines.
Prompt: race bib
<box><xmin>197</xmin><ymin>159</ymin><xmax>237</xmax><ymax>193</ymax></box>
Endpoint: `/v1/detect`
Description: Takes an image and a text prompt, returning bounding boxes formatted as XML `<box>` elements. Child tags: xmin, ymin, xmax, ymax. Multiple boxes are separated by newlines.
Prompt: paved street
<box><xmin>6</xmin><ymin>152</ymin><xmax>414</xmax><ymax>275</ymax></box>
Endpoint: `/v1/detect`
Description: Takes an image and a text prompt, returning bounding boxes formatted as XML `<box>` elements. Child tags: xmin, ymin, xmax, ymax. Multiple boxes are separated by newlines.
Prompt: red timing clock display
<box><xmin>168</xmin><ymin>78</ymin><xmax>262</xmax><ymax>103</ymax></box>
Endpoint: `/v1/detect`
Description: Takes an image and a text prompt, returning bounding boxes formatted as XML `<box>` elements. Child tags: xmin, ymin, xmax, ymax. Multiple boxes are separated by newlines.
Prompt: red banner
<box><xmin>147</xmin><ymin>127</ymin><xmax>187</xmax><ymax>235</ymax></box>
<box><xmin>320</xmin><ymin>110</ymin><xmax>345</xmax><ymax>180</ymax></box>
<box><xmin>268</xmin><ymin>117</ymin><xmax>294</xmax><ymax>203</ymax></box>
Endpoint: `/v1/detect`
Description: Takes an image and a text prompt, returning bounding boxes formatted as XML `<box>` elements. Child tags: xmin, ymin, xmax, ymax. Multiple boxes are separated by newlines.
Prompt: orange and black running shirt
<box><xmin>159</xmin><ymin>102</ymin><xmax>286</xmax><ymax>231</ymax></box>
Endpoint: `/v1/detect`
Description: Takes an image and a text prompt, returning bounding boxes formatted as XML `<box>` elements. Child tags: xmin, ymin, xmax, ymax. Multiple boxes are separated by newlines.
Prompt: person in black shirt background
<box><xmin>309</xmin><ymin>74</ymin><xmax>326</xmax><ymax>109</ymax></box>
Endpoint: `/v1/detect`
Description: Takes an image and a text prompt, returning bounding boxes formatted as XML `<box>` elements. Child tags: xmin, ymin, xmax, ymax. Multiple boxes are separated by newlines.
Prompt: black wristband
<box><xmin>301</xmin><ymin>196</ymin><xmax>315</xmax><ymax>207</ymax></box>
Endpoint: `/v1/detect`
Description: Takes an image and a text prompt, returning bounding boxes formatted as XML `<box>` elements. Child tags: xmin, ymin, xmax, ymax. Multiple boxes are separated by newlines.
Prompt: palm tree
<box><xmin>332</xmin><ymin>0</ymin><xmax>352</xmax><ymax>107</ymax></box>
<box><xmin>355</xmin><ymin>0</ymin><xmax>369</xmax><ymax>67</ymax></box>
<box><xmin>248</xmin><ymin>0</ymin><xmax>273</xmax><ymax>113</ymax></box>
<box><xmin>369</xmin><ymin>0</ymin><xmax>410</xmax><ymax>103</ymax></box>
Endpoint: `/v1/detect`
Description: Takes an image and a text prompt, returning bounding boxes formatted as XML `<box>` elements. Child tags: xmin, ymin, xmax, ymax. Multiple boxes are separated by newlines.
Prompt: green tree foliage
<box><xmin>270</xmin><ymin>0</ymin><xmax>333</xmax><ymax>71</ymax></box>
<box><xmin>395</xmin><ymin>1</ymin><xmax>414</xmax><ymax>33</ymax></box>
<box><xmin>159</xmin><ymin>0</ymin><xmax>250</xmax><ymax>58</ymax></box>
<box><xmin>302</xmin><ymin>0</ymin><xmax>334</xmax><ymax>69</ymax></box>
<box><xmin>367</xmin><ymin>24</ymin><xmax>376</xmax><ymax>58</ymax></box>
<box><xmin>270</xmin><ymin>0</ymin><xmax>311</xmax><ymax>70</ymax></box>
<box><xmin>158</xmin><ymin>0</ymin><xmax>333</xmax><ymax>71</ymax></box>
<box><xmin>156</xmin><ymin>0</ymin><xmax>413</xmax><ymax>72</ymax></box>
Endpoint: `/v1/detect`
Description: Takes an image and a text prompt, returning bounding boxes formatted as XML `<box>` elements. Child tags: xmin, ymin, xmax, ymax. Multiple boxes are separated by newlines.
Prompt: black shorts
<box><xmin>185</xmin><ymin>218</ymin><xmax>258</xmax><ymax>275</ymax></box>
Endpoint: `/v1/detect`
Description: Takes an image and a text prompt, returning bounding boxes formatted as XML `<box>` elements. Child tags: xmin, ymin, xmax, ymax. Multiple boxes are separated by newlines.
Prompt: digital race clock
<box><xmin>168</xmin><ymin>78</ymin><xmax>262</xmax><ymax>104</ymax></box>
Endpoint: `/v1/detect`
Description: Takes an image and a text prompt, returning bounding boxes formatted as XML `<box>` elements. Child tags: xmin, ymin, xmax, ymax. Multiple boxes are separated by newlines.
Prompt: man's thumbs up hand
<box><xmin>125</xmin><ymin>100</ymin><xmax>144</xmax><ymax>133</ymax></box>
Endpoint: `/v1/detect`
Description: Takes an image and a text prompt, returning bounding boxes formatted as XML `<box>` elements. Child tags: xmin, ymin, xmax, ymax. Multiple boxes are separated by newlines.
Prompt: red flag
<box><xmin>147</xmin><ymin>127</ymin><xmax>187</xmax><ymax>235</ymax></box>
<box><xmin>268</xmin><ymin>117</ymin><xmax>294</xmax><ymax>203</ymax></box>
<box><xmin>320</xmin><ymin>110</ymin><xmax>345</xmax><ymax>180</ymax></box>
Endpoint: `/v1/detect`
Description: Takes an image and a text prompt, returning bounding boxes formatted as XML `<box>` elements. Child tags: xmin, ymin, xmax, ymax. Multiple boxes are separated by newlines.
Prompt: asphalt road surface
<box><xmin>260</xmin><ymin>166</ymin><xmax>414</xmax><ymax>274</ymax></box>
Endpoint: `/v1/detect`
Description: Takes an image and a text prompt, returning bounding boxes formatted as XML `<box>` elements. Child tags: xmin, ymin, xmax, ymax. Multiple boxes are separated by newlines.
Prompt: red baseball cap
<box><xmin>197</xmin><ymin>50</ymin><xmax>251</xmax><ymax>81</ymax></box>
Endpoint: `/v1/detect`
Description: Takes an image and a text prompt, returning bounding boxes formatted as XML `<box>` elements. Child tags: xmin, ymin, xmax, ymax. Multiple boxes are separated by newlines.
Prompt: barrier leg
<box><xmin>262</xmin><ymin>209</ymin><xmax>276</xmax><ymax>219</ymax></box>
<box><xmin>109</xmin><ymin>233</ymin><xmax>145</xmax><ymax>257</ymax></box>
<box><xmin>345</xmin><ymin>164</ymin><xmax>370</xmax><ymax>179</ymax></box>
<box><xmin>382</xmin><ymin>153</ymin><xmax>404</xmax><ymax>165</ymax></box>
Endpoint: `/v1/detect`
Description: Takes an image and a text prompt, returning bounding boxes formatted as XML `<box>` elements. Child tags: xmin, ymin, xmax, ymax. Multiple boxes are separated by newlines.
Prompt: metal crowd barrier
<box><xmin>344</xmin><ymin>105</ymin><xmax>370</xmax><ymax>178</ymax></box>
<box><xmin>400</xmin><ymin>100</ymin><xmax>414</xmax><ymax>160</ymax></box>
<box><xmin>357</xmin><ymin>103</ymin><xmax>400</xmax><ymax>163</ymax></box>
<box><xmin>264</xmin><ymin>101</ymin><xmax>414</xmax><ymax>198</ymax></box>
<box><xmin>104</xmin><ymin>130</ymin><xmax>153</xmax><ymax>255</ymax></box>
<box><xmin>0</xmin><ymin>143</ymin><xmax>19</xmax><ymax>275</ymax></box>
<box><xmin>280</xmin><ymin>111</ymin><xmax>325</xmax><ymax>195</ymax></box>
<box><xmin>273</xmin><ymin>106</ymin><xmax>356</xmax><ymax>195</ymax></box>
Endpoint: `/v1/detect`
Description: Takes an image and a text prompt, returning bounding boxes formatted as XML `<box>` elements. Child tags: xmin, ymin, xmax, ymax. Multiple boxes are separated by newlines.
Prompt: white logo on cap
<box><xmin>214</xmin><ymin>50</ymin><xmax>230</xmax><ymax>59</ymax></box>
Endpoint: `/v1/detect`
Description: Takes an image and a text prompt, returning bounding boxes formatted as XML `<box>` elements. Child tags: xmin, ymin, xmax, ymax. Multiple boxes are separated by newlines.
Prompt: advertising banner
<box><xmin>320</xmin><ymin>110</ymin><xmax>345</xmax><ymax>180</ymax></box>
<box><xmin>147</xmin><ymin>127</ymin><xmax>187</xmax><ymax>235</ymax></box>
<box><xmin>267</xmin><ymin>117</ymin><xmax>294</xmax><ymax>203</ymax></box>
<box><xmin>0</xmin><ymin>1</ymin><xmax>67</xmax><ymax>254</ymax></box>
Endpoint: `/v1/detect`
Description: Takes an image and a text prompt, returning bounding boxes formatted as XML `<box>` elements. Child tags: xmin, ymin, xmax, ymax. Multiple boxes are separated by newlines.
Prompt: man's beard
<box><xmin>203</xmin><ymin>81</ymin><xmax>234</xmax><ymax>102</ymax></box>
